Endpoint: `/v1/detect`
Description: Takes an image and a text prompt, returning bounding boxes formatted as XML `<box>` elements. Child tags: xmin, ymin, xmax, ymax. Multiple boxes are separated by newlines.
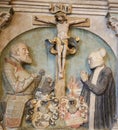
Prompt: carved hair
<box><xmin>9</xmin><ymin>43</ymin><xmax>26</xmax><ymax>57</ymax></box>
<box><xmin>55</xmin><ymin>11</ymin><xmax>67</xmax><ymax>22</ymax></box>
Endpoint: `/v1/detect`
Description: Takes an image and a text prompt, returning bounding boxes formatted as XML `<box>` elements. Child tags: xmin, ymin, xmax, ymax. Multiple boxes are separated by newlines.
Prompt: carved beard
<box><xmin>22</xmin><ymin>55</ymin><xmax>32</xmax><ymax>64</ymax></box>
<box><xmin>19</xmin><ymin>55</ymin><xmax>32</xmax><ymax>64</ymax></box>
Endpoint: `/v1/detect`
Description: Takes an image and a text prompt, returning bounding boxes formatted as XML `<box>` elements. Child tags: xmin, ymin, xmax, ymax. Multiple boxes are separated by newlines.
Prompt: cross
<box><xmin>32</xmin><ymin>4</ymin><xmax>90</xmax><ymax>99</ymax></box>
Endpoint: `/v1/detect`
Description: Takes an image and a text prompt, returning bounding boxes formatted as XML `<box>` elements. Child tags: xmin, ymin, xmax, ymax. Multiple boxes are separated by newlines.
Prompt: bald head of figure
<box><xmin>9</xmin><ymin>43</ymin><xmax>32</xmax><ymax>64</ymax></box>
<box><xmin>88</xmin><ymin>48</ymin><xmax>106</xmax><ymax>69</ymax></box>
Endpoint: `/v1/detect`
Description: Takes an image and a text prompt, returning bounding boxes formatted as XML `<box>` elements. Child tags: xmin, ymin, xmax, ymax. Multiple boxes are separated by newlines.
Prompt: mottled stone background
<box><xmin>0</xmin><ymin>27</ymin><xmax>116</xmax><ymax>98</ymax></box>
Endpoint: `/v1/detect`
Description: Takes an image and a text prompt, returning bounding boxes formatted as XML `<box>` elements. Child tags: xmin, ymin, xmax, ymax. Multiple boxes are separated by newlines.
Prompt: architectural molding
<box><xmin>108</xmin><ymin>0</ymin><xmax>118</xmax><ymax>14</ymax></box>
<box><xmin>0</xmin><ymin>0</ymin><xmax>116</xmax><ymax>16</ymax></box>
<box><xmin>0</xmin><ymin>0</ymin><xmax>108</xmax><ymax>16</ymax></box>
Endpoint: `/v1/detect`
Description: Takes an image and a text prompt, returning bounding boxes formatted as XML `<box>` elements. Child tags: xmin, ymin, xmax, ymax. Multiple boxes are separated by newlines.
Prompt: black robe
<box><xmin>81</xmin><ymin>67</ymin><xmax>116</xmax><ymax>129</ymax></box>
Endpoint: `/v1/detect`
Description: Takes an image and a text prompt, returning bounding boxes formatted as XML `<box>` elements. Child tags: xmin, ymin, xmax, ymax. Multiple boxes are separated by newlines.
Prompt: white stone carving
<box><xmin>107</xmin><ymin>15</ymin><xmax>118</xmax><ymax>36</ymax></box>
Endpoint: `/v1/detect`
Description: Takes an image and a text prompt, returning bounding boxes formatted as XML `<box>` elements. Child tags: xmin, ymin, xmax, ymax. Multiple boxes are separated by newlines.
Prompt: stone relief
<box><xmin>33</xmin><ymin>7</ymin><xmax>89</xmax><ymax>99</ymax></box>
<box><xmin>59</xmin><ymin>77</ymin><xmax>88</xmax><ymax>128</ymax></box>
<box><xmin>26</xmin><ymin>96</ymin><xmax>59</xmax><ymax>128</ymax></box>
<box><xmin>0</xmin><ymin>3</ymin><xmax>116</xmax><ymax>130</ymax></box>
<box><xmin>2</xmin><ymin>43</ymin><xmax>44</xmax><ymax>128</ymax></box>
<box><xmin>81</xmin><ymin>48</ymin><xmax>116</xmax><ymax>130</ymax></box>
<box><xmin>1</xmin><ymin>42</ymin><xmax>116</xmax><ymax>130</ymax></box>
<box><xmin>49</xmin><ymin>3</ymin><xmax>72</xmax><ymax>14</ymax></box>
<box><xmin>35</xmin><ymin>11</ymin><xmax>88</xmax><ymax>79</ymax></box>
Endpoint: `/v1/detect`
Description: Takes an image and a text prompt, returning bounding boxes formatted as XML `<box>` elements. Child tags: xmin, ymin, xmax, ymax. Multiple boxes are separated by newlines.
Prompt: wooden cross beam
<box><xmin>32</xmin><ymin>15</ymin><xmax>90</xmax><ymax>27</ymax></box>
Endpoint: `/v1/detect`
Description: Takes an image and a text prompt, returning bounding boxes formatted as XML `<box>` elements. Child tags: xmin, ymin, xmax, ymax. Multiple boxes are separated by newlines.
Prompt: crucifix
<box><xmin>32</xmin><ymin>3</ymin><xmax>90</xmax><ymax>99</ymax></box>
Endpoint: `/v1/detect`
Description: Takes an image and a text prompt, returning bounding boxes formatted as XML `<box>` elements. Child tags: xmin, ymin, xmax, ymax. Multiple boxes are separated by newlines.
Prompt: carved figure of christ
<box><xmin>34</xmin><ymin>11</ymin><xmax>88</xmax><ymax>79</ymax></box>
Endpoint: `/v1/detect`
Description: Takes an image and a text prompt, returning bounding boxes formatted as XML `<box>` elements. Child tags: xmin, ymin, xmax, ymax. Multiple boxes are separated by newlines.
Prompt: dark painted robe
<box><xmin>81</xmin><ymin>67</ymin><xmax>116</xmax><ymax>129</ymax></box>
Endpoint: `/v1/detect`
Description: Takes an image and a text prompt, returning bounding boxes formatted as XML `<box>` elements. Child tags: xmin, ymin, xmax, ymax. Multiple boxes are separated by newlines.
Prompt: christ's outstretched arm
<box><xmin>69</xmin><ymin>18</ymin><xmax>88</xmax><ymax>25</ymax></box>
<box><xmin>34</xmin><ymin>16</ymin><xmax>56</xmax><ymax>25</ymax></box>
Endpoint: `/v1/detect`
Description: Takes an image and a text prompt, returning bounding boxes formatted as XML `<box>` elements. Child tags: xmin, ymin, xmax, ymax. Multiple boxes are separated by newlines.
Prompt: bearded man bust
<box><xmin>2</xmin><ymin>43</ymin><xmax>43</xmax><ymax>129</ymax></box>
